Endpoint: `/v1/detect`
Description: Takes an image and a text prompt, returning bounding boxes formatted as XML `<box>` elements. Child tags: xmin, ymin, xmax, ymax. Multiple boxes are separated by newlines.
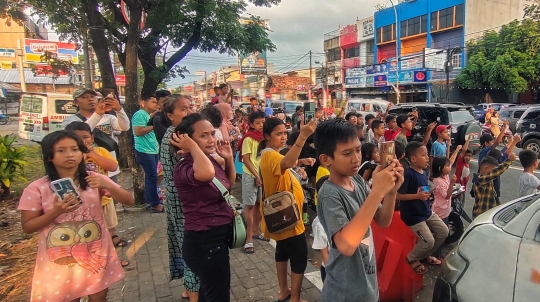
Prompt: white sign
<box><xmin>0</xmin><ymin>49</ymin><xmax>15</xmax><ymax>58</ymax></box>
<box><xmin>424</xmin><ymin>48</ymin><xmax>446</xmax><ymax>71</ymax></box>
<box><xmin>194</xmin><ymin>71</ymin><xmax>206</xmax><ymax>76</ymax></box>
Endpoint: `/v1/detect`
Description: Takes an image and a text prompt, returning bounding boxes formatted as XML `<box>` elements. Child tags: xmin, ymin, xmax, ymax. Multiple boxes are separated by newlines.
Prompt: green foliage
<box><xmin>0</xmin><ymin>134</ymin><xmax>28</xmax><ymax>190</ymax></box>
<box><xmin>456</xmin><ymin>17</ymin><xmax>540</xmax><ymax>93</ymax></box>
<box><xmin>29</xmin><ymin>0</ymin><xmax>279</xmax><ymax>94</ymax></box>
<box><xmin>0</xmin><ymin>0</ymin><xmax>27</xmax><ymax>26</ymax></box>
<box><xmin>31</xmin><ymin>50</ymin><xmax>76</xmax><ymax>80</ymax></box>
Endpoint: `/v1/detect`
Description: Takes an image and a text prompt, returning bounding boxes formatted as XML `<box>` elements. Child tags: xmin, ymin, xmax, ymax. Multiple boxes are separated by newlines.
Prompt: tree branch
<box><xmin>164</xmin><ymin>0</ymin><xmax>206</xmax><ymax>69</ymax></box>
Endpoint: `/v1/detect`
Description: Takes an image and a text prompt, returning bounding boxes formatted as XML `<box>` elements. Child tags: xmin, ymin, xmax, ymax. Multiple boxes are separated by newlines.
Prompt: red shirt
<box><xmin>455</xmin><ymin>155</ymin><xmax>470</xmax><ymax>189</ymax></box>
<box><xmin>384</xmin><ymin>129</ymin><xmax>400</xmax><ymax>141</ymax></box>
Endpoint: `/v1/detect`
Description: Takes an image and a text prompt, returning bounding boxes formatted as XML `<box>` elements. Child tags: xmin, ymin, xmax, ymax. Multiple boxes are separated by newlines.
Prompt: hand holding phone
<box><xmin>379</xmin><ymin>141</ymin><xmax>395</xmax><ymax>168</ymax></box>
<box><xmin>50</xmin><ymin>178</ymin><xmax>80</xmax><ymax>200</ymax></box>
<box><xmin>52</xmin><ymin>193</ymin><xmax>81</xmax><ymax>214</ymax></box>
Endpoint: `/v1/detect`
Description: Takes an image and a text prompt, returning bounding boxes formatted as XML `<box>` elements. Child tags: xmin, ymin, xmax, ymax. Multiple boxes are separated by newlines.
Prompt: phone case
<box><xmin>50</xmin><ymin>178</ymin><xmax>80</xmax><ymax>200</ymax></box>
<box><xmin>303</xmin><ymin>102</ymin><xmax>316</xmax><ymax>123</ymax></box>
<box><xmin>379</xmin><ymin>141</ymin><xmax>395</xmax><ymax>168</ymax></box>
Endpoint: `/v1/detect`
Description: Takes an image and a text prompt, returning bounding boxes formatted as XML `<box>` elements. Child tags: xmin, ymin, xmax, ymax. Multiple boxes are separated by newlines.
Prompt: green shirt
<box><xmin>132</xmin><ymin>109</ymin><xmax>159</xmax><ymax>154</ymax></box>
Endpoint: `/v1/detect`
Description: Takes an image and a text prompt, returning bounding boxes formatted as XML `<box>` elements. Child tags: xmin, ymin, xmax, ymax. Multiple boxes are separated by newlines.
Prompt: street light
<box><xmin>315</xmin><ymin>60</ymin><xmax>328</xmax><ymax>108</ymax></box>
<box><xmin>445</xmin><ymin>47</ymin><xmax>463</xmax><ymax>102</ymax></box>
<box><xmin>388</xmin><ymin>0</ymin><xmax>400</xmax><ymax>103</ymax></box>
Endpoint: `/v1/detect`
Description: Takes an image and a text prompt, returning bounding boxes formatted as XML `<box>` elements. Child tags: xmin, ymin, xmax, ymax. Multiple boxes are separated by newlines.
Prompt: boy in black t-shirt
<box><xmin>397</xmin><ymin>141</ymin><xmax>449</xmax><ymax>275</ymax></box>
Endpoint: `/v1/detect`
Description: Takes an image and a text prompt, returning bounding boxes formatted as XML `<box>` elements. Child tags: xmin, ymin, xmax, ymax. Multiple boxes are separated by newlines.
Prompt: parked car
<box><xmin>432</xmin><ymin>193</ymin><xmax>540</xmax><ymax>302</ymax></box>
<box><xmin>473</xmin><ymin>103</ymin><xmax>516</xmax><ymax>123</ymax></box>
<box><xmin>270</xmin><ymin>100</ymin><xmax>303</xmax><ymax>116</ymax></box>
<box><xmin>498</xmin><ymin>105</ymin><xmax>529</xmax><ymax>133</ymax></box>
<box><xmin>344</xmin><ymin>98</ymin><xmax>390</xmax><ymax>117</ymax></box>
<box><xmin>516</xmin><ymin>106</ymin><xmax>540</xmax><ymax>154</ymax></box>
<box><xmin>388</xmin><ymin>103</ymin><xmax>482</xmax><ymax>151</ymax></box>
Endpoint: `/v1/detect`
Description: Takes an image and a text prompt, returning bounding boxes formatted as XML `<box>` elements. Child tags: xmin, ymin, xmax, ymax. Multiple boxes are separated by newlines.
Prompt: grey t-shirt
<box><xmin>519</xmin><ymin>172</ymin><xmax>540</xmax><ymax>197</ymax></box>
<box><xmin>317</xmin><ymin>174</ymin><xmax>379</xmax><ymax>302</ymax></box>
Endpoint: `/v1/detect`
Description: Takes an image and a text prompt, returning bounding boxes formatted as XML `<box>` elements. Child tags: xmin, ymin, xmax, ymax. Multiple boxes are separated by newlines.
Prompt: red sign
<box><xmin>340</xmin><ymin>24</ymin><xmax>359</xmax><ymax>48</ymax></box>
<box><xmin>120</xmin><ymin>0</ymin><xmax>147</xmax><ymax>29</ymax></box>
<box><xmin>184</xmin><ymin>85</ymin><xmax>193</xmax><ymax>92</ymax></box>
<box><xmin>269</xmin><ymin>87</ymin><xmax>279</xmax><ymax>93</ymax></box>
<box><xmin>265</xmin><ymin>93</ymin><xmax>271</xmax><ymax>98</ymax></box>
<box><xmin>115</xmin><ymin>74</ymin><xmax>126</xmax><ymax>85</ymax></box>
<box><xmin>34</xmin><ymin>64</ymin><xmax>70</xmax><ymax>76</ymax></box>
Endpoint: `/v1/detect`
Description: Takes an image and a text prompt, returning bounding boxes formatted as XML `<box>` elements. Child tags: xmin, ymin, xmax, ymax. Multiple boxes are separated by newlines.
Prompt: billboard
<box><xmin>24</xmin><ymin>38</ymin><xmax>79</xmax><ymax>64</ymax></box>
<box><xmin>239</xmin><ymin>51</ymin><xmax>267</xmax><ymax>75</ymax></box>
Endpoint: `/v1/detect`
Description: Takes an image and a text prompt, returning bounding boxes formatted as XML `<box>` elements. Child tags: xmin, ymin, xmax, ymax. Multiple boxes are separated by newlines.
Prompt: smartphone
<box><xmin>303</xmin><ymin>101</ymin><xmax>316</xmax><ymax>123</ymax></box>
<box><xmin>50</xmin><ymin>178</ymin><xmax>80</xmax><ymax>200</ymax></box>
<box><xmin>379</xmin><ymin>141</ymin><xmax>395</xmax><ymax>168</ymax></box>
<box><xmin>420</xmin><ymin>185</ymin><xmax>436</xmax><ymax>194</ymax></box>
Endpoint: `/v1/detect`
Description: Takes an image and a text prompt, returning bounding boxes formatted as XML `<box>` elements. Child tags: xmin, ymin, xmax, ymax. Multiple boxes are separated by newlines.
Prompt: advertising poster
<box><xmin>239</xmin><ymin>51</ymin><xmax>267</xmax><ymax>75</ymax></box>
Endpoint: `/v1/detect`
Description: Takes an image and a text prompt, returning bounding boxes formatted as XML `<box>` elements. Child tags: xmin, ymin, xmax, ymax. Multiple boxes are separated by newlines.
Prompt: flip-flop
<box><xmin>275</xmin><ymin>293</ymin><xmax>291</xmax><ymax>302</ymax></box>
<box><xmin>149</xmin><ymin>206</ymin><xmax>165</xmax><ymax>213</ymax></box>
<box><xmin>112</xmin><ymin>235</ymin><xmax>128</xmax><ymax>247</ymax></box>
<box><xmin>243</xmin><ymin>243</ymin><xmax>254</xmax><ymax>254</ymax></box>
<box><xmin>121</xmin><ymin>260</ymin><xmax>129</xmax><ymax>267</ymax></box>
<box><xmin>253</xmin><ymin>234</ymin><xmax>270</xmax><ymax>242</ymax></box>
<box><xmin>406</xmin><ymin>258</ymin><xmax>428</xmax><ymax>275</ymax></box>
<box><xmin>421</xmin><ymin>256</ymin><xmax>442</xmax><ymax>266</ymax></box>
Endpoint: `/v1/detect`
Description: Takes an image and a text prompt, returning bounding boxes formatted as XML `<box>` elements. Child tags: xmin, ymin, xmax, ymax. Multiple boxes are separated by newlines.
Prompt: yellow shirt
<box><xmin>85</xmin><ymin>146</ymin><xmax>117</xmax><ymax>206</ymax></box>
<box><xmin>315</xmin><ymin>166</ymin><xmax>330</xmax><ymax>205</ymax></box>
<box><xmin>259</xmin><ymin>149</ymin><xmax>305</xmax><ymax>241</ymax></box>
<box><xmin>241</xmin><ymin>137</ymin><xmax>260</xmax><ymax>177</ymax></box>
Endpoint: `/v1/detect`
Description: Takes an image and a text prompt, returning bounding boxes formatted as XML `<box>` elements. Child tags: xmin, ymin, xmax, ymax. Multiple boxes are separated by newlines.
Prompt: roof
<box><xmin>0</xmin><ymin>69</ymin><xmax>72</xmax><ymax>85</ymax></box>
<box><xmin>0</xmin><ymin>81</ymin><xmax>22</xmax><ymax>93</ymax></box>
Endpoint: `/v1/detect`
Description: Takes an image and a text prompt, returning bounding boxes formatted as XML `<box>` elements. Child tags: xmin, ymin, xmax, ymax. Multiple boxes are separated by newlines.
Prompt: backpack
<box><xmin>75</xmin><ymin>113</ymin><xmax>119</xmax><ymax>152</ymax></box>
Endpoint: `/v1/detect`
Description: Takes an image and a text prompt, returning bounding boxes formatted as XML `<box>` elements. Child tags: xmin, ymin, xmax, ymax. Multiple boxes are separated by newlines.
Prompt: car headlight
<box><xmin>441</xmin><ymin>247</ymin><xmax>468</xmax><ymax>286</ymax></box>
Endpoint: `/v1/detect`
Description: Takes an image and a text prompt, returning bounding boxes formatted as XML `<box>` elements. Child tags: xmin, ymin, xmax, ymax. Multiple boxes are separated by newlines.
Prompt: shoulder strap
<box><xmin>76</xmin><ymin>112</ymin><xmax>87</xmax><ymax>122</ymax></box>
<box><xmin>211</xmin><ymin>177</ymin><xmax>234</xmax><ymax>210</ymax></box>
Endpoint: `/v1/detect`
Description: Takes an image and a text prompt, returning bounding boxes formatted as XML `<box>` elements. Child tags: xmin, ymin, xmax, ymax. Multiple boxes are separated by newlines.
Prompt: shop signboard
<box><xmin>413</xmin><ymin>70</ymin><xmax>427</xmax><ymax>82</ymax></box>
<box><xmin>24</xmin><ymin>38</ymin><xmax>79</xmax><ymax>64</ymax></box>
<box><xmin>239</xmin><ymin>51</ymin><xmax>267</xmax><ymax>75</ymax></box>
<box><xmin>388</xmin><ymin>70</ymin><xmax>427</xmax><ymax>84</ymax></box>
<box><xmin>374</xmin><ymin>75</ymin><xmax>387</xmax><ymax>87</ymax></box>
<box><xmin>345</xmin><ymin>67</ymin><xmax>366</xmax><ymax>78</ymax></box>
<box><xmin>400</xmin><ymin>54</ymin><xmax>424</xmax><ymax>71</ymax></box>
<box><xmin>345</xmin><ymin>76</ymin><xmax>366</xmax><ymax>88</ymax></box>
<box><xmin>0</xmin><ymin>48</ymin><xmax>15</xmax><ymax>58</ymax></box>
<box><xmin>366</xmin><ymin>75</ymin><xmax>375</xmax><ymax>87</ymax></box>
<box><xmin>424</xmin><ymin>48</ymin><xmax>446</xmax><ymax>71</ymax></box>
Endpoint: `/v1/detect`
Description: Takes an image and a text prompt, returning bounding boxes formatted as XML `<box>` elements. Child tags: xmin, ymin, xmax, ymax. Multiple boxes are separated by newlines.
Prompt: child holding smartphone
<box><xmin>18</xmin><ymin>131</ymin><xmax>134</xmax><ymax>302</ymax></box>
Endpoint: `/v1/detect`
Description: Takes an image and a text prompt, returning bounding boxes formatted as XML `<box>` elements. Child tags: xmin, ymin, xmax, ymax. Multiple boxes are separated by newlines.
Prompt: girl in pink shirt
<box><xmin>430</xmin><ymin>146</ymin><xmax>462</xmax><ymax>224</ymax></box>
<box><xmin>18</xmin><ymin>131</ymin><xmax>134</xmax><ymax>302</ymax></box>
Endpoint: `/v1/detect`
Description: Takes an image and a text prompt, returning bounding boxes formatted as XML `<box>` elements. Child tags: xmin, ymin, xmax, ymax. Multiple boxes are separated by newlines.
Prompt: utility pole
<box><xmin>445</xmin><ymin>47</ymin><xmax>462</xmax><ymax>102</ymax></box>
<box><xmin>309</xmin><ymin>50</ymin><xmax>312</xmax><ymax>101</ymax></box>
<box><xmin>83</xmin><ymin>38</ymin><xmax>92</xmax><ymax>88</ymax></box>
<box><xmin>16</xmin><ymin>39</ymin><xmax>26</xmax><ymax>92</ymax></box>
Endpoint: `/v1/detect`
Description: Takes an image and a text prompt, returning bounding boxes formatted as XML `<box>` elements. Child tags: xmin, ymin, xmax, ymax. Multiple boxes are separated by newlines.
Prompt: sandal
<box><xmin>406</xmin><ymin>258</ymin><xmax>428</xmax><ymax>275</ymax></box>
<box><xmin>252</xmin><ymin>234</ymin><xmax>270</xmax><ymax>242</ymax></box>
<box><xmin>243</xmin><ymin>243</ymin><xmax>254</xmax><ymax>254</ymax></box>
<box><xmin>112</xmin><ymin>235</ymin><xmax>128</xmax><ymax>247</ymax></box>
<box><xmin>149</xmin><ymin>204</ymin><xmax>164</xmax><ymax>213</ymax></box>
<box><xmin>421</xmin><ymin>256</ymin><xmax>442</xmax><ymax>266</ymax></box>
<box><xmin>121</xmin><ymin>260</ymin><xmax>129</xmax><ymax>267</ymax></box>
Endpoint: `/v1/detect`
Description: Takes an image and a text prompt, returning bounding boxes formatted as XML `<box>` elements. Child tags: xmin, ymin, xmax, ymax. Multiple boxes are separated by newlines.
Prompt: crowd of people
<box><xmin>16</xmin><ymin>87</ymin><xmax>540</xmax><ymax>302</ymax></box>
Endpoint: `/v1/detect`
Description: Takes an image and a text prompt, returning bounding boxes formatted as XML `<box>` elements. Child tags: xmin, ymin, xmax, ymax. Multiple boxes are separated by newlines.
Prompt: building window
<box><xmin>431</xmin><ymin>5</ymin><xmax>464</xmax><ymax>31</ymax></box>
<box><xmin>327</xmin><ymin>48</ymin><xmax>341</xmax><ymax>62</ymax></box>
<box><xmin>345</xmin><ymin>47</ymin><xmax>360</xmax><ymax>59</ymax></box>
<box><xmin>400</xmin><ymin>15</ymin><xmax>427</xmax><ymax>38</ymax></box>
<box><xmin>378</xmin><ymin>24</ymin><xmax>395</xmax><ymax>43</ymax></box>
<box><xmin>452</xmin><ymin>53</ymin><xmax>462</xmax><ymax>69</ymax></box>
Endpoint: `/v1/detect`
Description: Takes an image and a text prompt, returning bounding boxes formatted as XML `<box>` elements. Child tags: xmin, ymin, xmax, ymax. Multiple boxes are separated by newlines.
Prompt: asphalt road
<box><xmin>0</xmin><ymin>122</ymin><xmax>37</xmax><ymax>146</ymax></box>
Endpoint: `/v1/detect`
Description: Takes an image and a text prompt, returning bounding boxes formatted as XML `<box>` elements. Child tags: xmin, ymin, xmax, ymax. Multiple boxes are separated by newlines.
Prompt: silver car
<box><xmin>433</xmin><ymin>194</ymin><xmax>540</xmax><ymax>302</ymax></box>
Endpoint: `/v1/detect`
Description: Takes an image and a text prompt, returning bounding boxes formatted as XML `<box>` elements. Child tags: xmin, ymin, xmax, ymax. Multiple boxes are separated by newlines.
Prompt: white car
<box><xmin>433</xmin><ymin>194</ymin><xmax>540</xmax><ymax>302</ymax></box>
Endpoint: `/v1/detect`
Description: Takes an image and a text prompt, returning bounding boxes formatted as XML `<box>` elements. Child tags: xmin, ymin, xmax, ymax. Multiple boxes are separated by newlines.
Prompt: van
<box><xmin>18</xmin><ymin>93</ymin><xmax>75</xmax><ymax>142</ymax></box>
<box><xmin>344</xmin><ymin>98</ymin><xmax>390</xmax><ymax>117</ymax></box>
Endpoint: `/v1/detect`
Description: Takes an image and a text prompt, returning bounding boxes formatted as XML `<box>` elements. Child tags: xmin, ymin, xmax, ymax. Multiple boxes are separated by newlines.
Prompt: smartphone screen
<box><xmin>50</xmin><ymin>178</ymin><xmax>80</xmax><ymax>200</ymax></box>
<box><xmin>379</xmin><ymin>141</ymin><xmax>395</xmax><ymax>168</ymax></box>
<box><xmin>303</xmin><ymin>102</ymin><xmax>316</xmax><ymax>123</ymax></box>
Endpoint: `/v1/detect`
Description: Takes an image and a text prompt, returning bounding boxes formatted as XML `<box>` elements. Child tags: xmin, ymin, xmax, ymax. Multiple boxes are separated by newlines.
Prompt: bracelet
<box><xmin>294</xmin><ymin>142</ymin><xmax>302</xmax><ymax>148</ymax></box>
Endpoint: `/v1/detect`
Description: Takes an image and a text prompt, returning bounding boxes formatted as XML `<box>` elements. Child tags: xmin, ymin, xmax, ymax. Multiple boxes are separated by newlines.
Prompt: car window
<box><xmin>55</xmin><ymin>100</ymin><xmax>78</xmax><ymax>114</ymax></box>
<box><xmin>418</xmin><ymin>107</ymin><xmax>449</xmax><ymax>124</ymax></box>
<box><xmin>449</xmin><ymin>110</ymin><xmax>476</xmax><ymax>123</ymax></box>
<box><xmin>513</xmin><ymin>110</ymin><xmax>525</xmax><ymax>119</ymax></box>
<box><xmin>473</xmin><ymin>105</ymin><xmax>484</xmax><ymax>111</ymax></box>
<box><xmin>20</xmin><ymin>96</ymin><xmax>43</xmax><ymax>114</ymax></box>
<box><xmin>524</xmin><ymin>110</ymin><xmax>540</xmax><ymax>120</ymax></box>
<box><xmin>499</xmin><ymin>110</ymin><xmax>511</xmax><ymax>118</ymax></box>
<box><xmin>284</xmin><ymin>103</ymin><xmax>301</xmax><ymax>114</ymax></box>
<box><xmin>492</xmin><ymin>105</ymin><xmax>501</xmax><ymax>111</ymax></box>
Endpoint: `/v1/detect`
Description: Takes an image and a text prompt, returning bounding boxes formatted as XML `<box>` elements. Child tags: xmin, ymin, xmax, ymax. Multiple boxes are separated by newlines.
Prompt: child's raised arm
<box><xmin>449</xmin><ymin>145</ymin><xmax>463</xmax><ymax>167</ymax></box>
<box><xmin>86</xmin><ymin>147</ymin><xmax>118</xmax><ymax>172</ymax></box>
<box><xmin>505</xmin><ymin>134</ymin><xmax>521</xmax><ymax>156</ymax></box>
<box><xmin>460</xmin><ymin>135</ymin><xmax>472</xmax><ymax>158</ymax></box>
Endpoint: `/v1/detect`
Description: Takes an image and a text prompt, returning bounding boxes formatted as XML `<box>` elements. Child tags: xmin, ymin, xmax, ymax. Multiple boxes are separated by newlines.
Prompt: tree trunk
<box><xmin>123</xmin><ymin>0</ymin><xmax>145</xmax><ymax>205</ymax></box>
<box><xmin>139</xmin><ymin>49</ymin><xmax>161</xmax><ymax>97</ymax></box>
<box><xmin>82</xmin><ymin>0</ymin><xmax>118</xmax><ymax>97</ymax></box>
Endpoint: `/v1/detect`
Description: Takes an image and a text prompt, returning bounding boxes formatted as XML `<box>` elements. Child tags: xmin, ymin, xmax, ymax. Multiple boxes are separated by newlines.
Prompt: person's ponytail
<box><xmin>257</xmin><ymin>139</ymin><xmax>267</xmax><ymax>155</ymax></box>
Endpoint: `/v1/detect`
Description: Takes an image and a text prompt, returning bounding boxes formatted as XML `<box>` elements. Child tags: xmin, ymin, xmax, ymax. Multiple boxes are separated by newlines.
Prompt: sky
<box><xmin>168</xmin><ymin>0</ymin><xmax>385</xmax><ymax>87</ymax></box>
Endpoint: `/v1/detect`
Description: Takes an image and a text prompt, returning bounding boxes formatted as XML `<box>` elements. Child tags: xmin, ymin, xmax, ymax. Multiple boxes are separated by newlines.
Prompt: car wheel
<box><xmin>524</xmin><ymin>138</ymin><xmax>540</xmax><ymax>155</ymax></box>
<box><xmin>444</xmin><ymin>212</ymin><xmax>464</xmax><ymax>245</ymax></box>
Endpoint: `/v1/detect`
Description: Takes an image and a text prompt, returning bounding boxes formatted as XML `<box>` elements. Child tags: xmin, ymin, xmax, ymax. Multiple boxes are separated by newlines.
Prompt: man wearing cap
<box><xmin>431</xmin><ymin>124</ymin><xmax>452</xmax><ymax>161</ymax></box>
<box><xmin>63</xmin><ymin>88</ymin><xmax>130</xmax><ymax>183</ymax></box>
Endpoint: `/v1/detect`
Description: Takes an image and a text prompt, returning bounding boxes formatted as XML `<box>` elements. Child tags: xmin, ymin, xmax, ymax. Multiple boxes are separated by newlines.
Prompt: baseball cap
<box><xmin>435</xmin><ymin>125</ymin><xmax>451</xmax><ymax>135</ymax></box>
<box><xmin>73</xmin><ymin>88</ymin><xmax>97</xmax><ymax>99</ymax></box>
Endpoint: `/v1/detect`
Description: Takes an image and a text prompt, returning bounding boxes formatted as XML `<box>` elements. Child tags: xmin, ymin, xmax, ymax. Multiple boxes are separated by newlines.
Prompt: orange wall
<box><xmin>401</xmin><ymin>36</ymin><xmax>426</xmax><ymax>56</ymax></box>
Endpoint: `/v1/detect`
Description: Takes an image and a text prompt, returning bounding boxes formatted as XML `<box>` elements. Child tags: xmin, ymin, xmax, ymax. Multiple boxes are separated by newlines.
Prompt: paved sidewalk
<box><xmin>107</xmin><ymin>210</ymin><xmax>321</xmax><ymax>302</ymax></box>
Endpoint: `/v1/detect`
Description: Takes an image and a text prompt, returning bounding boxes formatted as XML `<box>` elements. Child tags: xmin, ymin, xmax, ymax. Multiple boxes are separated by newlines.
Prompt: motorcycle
<box><xmin>481</xmin><ymin>124</ymin><xmax>512</xmax><ymax>145</ymax></box>
<box><xmin>445</xmin><ymin>184</ymin><xmax>473</xmax><ymax>245</ymax></box>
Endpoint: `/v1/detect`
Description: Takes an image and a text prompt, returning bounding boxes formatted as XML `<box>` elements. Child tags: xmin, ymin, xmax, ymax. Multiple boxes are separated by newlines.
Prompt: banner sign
<box><xmin>24</xmin><ymin>38</ymin><xmax>79</xmax><ymax>64</ymax></box>
<box><xmin>345</xmin><ymin>76</ymin><xmax>366</xmax><ymax>88</ymax></box>
<box><xmin>374</xmin><ymin>75</ymin><xmax>387</xmax><ymax>87</ymax></box>
<box><xmin>239</xmin><ymin>51</ymin><xmax>267</xmax><ymax>75</ymax></box>
<box><xmin>0</xmin><ymin>48</ymin><xmax>15</xmax><ymax>58</ymax></box>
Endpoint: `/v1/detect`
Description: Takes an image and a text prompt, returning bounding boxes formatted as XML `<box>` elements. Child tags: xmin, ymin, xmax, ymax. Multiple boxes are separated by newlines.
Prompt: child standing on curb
<box><xmin>18</xmin><ymin>131</ymin><xmax>134</xmax><ymax>301</ymax></box>
<box><xmin>315</xmin><ymin>119</ymin><xmax>404</xmax><ymax>302</ymax></box>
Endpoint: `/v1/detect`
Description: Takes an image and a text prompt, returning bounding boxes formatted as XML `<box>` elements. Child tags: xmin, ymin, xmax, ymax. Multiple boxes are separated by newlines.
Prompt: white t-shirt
<box><xmin>311</xmin><ymin>216</ymin><xmax>329</xmax><ymax>267</ymax></box>
<box><xmin>519</xmin><ymin>172</ymin><xmax>540</xmax><ymax>197</ymax></box>
<box><xmin>365</xmin><ymin>128</ymin><xmax>374</xmax><ymax>144</ymax></box>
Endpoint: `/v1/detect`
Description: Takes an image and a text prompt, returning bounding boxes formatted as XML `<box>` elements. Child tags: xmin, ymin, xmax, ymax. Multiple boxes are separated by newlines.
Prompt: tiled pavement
<box><xmin>107</xmin><ymin>210</ymin><xmax>321</xmax><ymax>302</ymax></box>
